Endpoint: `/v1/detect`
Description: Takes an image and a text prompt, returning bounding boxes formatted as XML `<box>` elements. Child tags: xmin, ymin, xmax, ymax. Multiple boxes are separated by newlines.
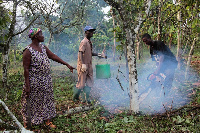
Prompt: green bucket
<box><xmin>96</xmin><ymin>64</ymin><xmax>111</xmax><ymax>79</ymax></box>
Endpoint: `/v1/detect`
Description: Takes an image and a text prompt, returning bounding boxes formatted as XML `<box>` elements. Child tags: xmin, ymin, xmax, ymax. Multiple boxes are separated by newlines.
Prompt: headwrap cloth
<box><xmin>28</xmin><ymin>28</ymin><xmax>41</xmax><ymax>38</ymax></box>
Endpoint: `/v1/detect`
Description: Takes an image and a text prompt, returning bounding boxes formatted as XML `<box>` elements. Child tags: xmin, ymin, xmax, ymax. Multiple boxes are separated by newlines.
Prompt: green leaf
<box><xmin>186</xmin><ymin>6</ymin><xmax>190</xmax><ymax>10</ymax></box>
<box><xmin>124</xmin><ymin>117</ymin><xmax>129</xmax><ymax>123</ymax></box>
<box><xmin>148</xmin><ymin>25</ymin><xmax>154</xmax><ymax>34</ymax></box>
<box><xmin>105</xmin><ymin>123</ymin><xmax>111</xmax><ymax>127</ymax></box>
<box><xmin>177</xmin><ymin>115</ymin><xmax>185</xmax><ymax>124</ymax></box>
<box><xmin>185</xmin><ymin>118</ymin><xmax>191</xmax><ymax>124</ymax></box>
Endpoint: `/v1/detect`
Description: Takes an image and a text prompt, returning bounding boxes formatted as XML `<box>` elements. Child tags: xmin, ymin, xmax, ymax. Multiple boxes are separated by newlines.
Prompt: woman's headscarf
<box><xmin>28</xmin><ymin>28</ymin><xmax>41</xmax><ymax>38</ymax></box>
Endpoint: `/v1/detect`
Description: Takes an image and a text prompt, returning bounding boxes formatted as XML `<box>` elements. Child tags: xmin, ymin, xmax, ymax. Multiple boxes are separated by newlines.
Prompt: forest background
<box><xmin>0</xmin><ymin>0</ymin><xmax>199</xmax><ymax>132</ymax></box>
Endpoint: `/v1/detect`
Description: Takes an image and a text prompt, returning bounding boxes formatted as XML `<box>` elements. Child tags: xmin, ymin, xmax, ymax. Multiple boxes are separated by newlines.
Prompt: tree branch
<box><xmin>13</xmin><ymin>15</ymin><xmax>40</xmax><ymax>36</ymax></box>
<box><xmin>103</xmin><ymin>0</ymin><xmax>120</xmax><ymax>11</ymax></box>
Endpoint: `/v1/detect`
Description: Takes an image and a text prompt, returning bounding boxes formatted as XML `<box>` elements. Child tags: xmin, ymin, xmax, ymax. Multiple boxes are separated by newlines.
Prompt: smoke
<box><xmin>91</xmin><ymin>59</ymin><xmax>130</xmax><ymax>114</ymax></box>
<box><xmin>138</xmin><ymin>59</ymin><xmax>188</xmax><ymax>114</ymax></box>
<box><xmin>91</xmin><ymin>58</ymin><xmax>198</xmax><ymax>115</ymax></box>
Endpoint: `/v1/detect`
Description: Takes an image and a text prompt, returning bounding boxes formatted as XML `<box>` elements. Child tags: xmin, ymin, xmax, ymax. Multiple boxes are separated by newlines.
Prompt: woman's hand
<box><xmin>67</xmin><ymin>65</ymin><xmax>76</xmax><ymax>73</ymax></box>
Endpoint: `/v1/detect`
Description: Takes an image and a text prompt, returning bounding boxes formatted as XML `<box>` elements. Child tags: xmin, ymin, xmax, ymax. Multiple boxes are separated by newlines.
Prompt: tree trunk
<box><xmin>124</xmin><ymin>43</ymin><xmax>129</xmax><ymax>77</ymax></box>
<box><xmin>2</xmin><ymin>45</ymin><xmax>9</xmax><ymax>97</ymax></box>
<box><xmin>169</xmin><ymin>33</ymin><xmax>173</xmax><ymax>49</ymax></box>
<box><xmin>185</xmin><ymin>37</ymin><xmax>196</xmax><ymax>80</ymax></box>
<box><xmin>157</xmin><ymin>0</ymin><xmax>162</xmax><ymax>41</ymax></box>
<box><xmin>182</xmin><ymin>39</ymin><xmax>188</xmax><ymax>55</ymax></box>
<box><xmin>47</xmin><ymin>32</ymin><xmax>53</xmax><ymax>48</ymax></box>
<box><xmin>111</xmin><ymin>6</ymin><xmax>116</xmax><ymax>61</ymax></box>
<box><xmin>14</xmin><ymin>43</ymin><xmax>16</xmax><ymax>66</ymax></box>
<box><xmin>136</xmin><ymin>35</ymin><xmax>140</xmax><ymax>60</ymax></box>
<box><xmin>176</xmin><ymin>0</ymin><xmax>182</xmax><ymax>69</ymax></box>
<box><xmin>125</xmin><ymin>29</ymin><xmax>139</xmax><ymax>113</ymax></box>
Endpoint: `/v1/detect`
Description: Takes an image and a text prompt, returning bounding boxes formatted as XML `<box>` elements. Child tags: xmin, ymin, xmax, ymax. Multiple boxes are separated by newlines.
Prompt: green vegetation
<box><xmin>0</xmin><ymin>59</ymin><xmax>199</xmax><ymax>132</ymax></box>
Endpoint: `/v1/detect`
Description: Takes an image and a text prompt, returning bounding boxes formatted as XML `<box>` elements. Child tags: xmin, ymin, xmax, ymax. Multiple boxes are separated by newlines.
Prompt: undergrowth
<box><xmin>0</xmin><ymin>61</ymin><xmax>199</xmax><ymax>132</ymax></box>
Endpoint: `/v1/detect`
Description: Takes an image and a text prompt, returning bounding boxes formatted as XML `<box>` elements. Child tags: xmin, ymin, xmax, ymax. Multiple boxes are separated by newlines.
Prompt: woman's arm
<box><xmin>45</xmin><ymin>46</ymin><xmax>75</xmax><ymax>72</ymax></box>
<box><xmin>23</xmin><ymin>49</ymin><xmax>31</xmax><ymax>96</ymax></box>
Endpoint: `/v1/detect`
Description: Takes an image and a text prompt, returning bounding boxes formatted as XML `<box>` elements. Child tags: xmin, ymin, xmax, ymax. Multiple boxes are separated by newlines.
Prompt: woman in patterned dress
<box><xmin>21</xmin><ymin>28</ymin><xmax>75</xmax><ymax>129</ymax></box>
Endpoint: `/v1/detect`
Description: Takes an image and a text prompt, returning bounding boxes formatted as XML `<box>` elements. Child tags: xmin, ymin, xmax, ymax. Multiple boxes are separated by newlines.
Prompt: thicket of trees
<box><xmin>0</xmin><ymin>0</ymin><xmax>199</xmax><ymax>112</ymax></box>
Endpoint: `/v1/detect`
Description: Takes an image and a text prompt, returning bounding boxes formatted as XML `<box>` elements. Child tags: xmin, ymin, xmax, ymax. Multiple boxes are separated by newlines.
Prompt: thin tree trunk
<box><xmin>2</xmin><ymin>45</ymin><xmax>9</xmax><ymax>92</ymax></box>
<box><xmin>157</xmin><ymin>0</ymin><xmax>162</xmax><ymax>41</ymax></box>
<box><xmin>111</xmin><ymin>6</ymin><xmax>116</xmax><ymax>61</ymax></box>
<box><xmin>182</xmin><ymin>39</ymin><xmax>189</xmax><ymax>55</ymax></box>
<box><xmin>136</xmin><ymin>35</ymin><xmax>140</xmax><ymax>60</ymax></box>
<box><xmin>176</xmin><ymin>0</ymin><xmax>182</xmax><ymax>69</ymax></box>
<box><xmin>169</xmin><ymin>33</ymin><xmax>173</xmax><ymax>49</ymax></box>
<box><xmin>124</xmin><ymin>43</ymin><xmax>128</xmax><ymax>77</ymax></box>
<box><xmin>14</xmin><ymin>43</ymin><xmax>16</xmax><ymax>66</ymax></box>
<box><xmin>126</xmin><ymin>29</ymin><xmax>139</xmax><ymax>113</ymax></box>
<box><xmin>185</xmin><ymin>37</ymin><xmax>196</xmax><ymax>80</ymax></box>
<box><xmin>47</xmin><ymin>32</ymin><xmax>53</xmax><ymax>48</ymax></box>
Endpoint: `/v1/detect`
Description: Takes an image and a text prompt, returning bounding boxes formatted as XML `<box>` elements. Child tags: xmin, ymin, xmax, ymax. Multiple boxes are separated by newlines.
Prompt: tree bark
<box><xmin>2</xmin><ymin>45</ymin><xmax>9</xmax><ymax>93</ymax></box>
<box><xmin>136</xmin><ymin>35</ymin><xmax>140</xmax><ymax>60</ymax></box>
<box><xmin>176</xmin><ymin>0</ymin><xmax>182</xmax><ymax>69</ymax></box>
<box><xmin>126</xmin><ymin>30</ymin><xmax>139</xmax><ymax>112</ymax></box>
<box><xmin>47</xmin><ymin>32</ymin><xmax>53</xmax><ymax>48</ymax></box>
<box><xmin>169</xmin><ymin>33</ymin><xmax>173</xmax><ymax>49</ymax></box>
<box><xmin>157</xmin><ymin>0</ymin><xmax>162</xmax><ymax>41</ymax></box>
<box><xmin>185</xmin><ymin>37</ymin><xmax>196</xmax><ymax>80</ymax></box>
<box><xmin>111</xmin><ymin>6</ymin><xmax>116</xmax><ymax>61</ymax></box>
<box><xmin>124</xmin><ymin>43</ymin><xmax>129</xmax><ymax>77</ymax></box>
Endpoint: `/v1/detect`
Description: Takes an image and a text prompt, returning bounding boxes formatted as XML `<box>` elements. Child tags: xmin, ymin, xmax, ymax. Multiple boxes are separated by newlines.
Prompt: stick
<box><xmin>0</xmin><ymin>99</ymin><xmax>34</xmax><ymax>133</ymax></box>
<box><xmin>64</xmin><ymin>101</ymin><xmax>100</xmax><ymax>116</ymax></box>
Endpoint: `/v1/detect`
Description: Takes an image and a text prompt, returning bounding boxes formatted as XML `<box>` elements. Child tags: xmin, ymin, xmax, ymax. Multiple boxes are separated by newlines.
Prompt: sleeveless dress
<box><xmin>21</xmin><ymin>44</ymin><xmax>56</xmax><ymax>125</ymax></box>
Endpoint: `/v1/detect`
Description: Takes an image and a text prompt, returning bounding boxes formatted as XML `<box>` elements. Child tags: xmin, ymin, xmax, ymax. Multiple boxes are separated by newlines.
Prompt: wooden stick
<box><xmin>64</xmin><ymin>101</ymin><xmax>100</xmax><ymax>116</ymax></box>
<box><xmin>0</xmin><ymin>99</ymin><xmax>34</xmax><ymax>133</ymax></box>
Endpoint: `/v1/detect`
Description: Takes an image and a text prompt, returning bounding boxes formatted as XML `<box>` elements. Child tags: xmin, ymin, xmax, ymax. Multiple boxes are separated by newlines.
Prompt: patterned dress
<box><xmin>21</xmin><ymin>44</ymin><xmax>56</xmax><ymax>125</ymax></box>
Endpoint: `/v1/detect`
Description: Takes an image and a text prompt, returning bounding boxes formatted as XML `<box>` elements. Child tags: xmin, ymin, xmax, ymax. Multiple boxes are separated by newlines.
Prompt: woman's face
<box><xmin>36</xmin><ymin>31</ymin><xmax>44</xmax><ymax>42</ymax></box>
